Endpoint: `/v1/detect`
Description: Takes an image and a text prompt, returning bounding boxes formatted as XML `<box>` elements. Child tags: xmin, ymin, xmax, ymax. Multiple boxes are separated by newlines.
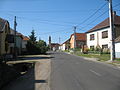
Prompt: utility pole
<box><xmin>73</xmin><ymin>26</ymin><xmax>77</xmax><ymax>49</ymax></box>
<box><xmin>14</xmin><ymin>16</ymin><xmax>17</xmax><ymax>59</ymax></box>
<box><xmin>49</xmin><ymin>36</ymin><xmax>51</xmax><ymax>50</ymax></box>
<box><xmin>59</xmin><ymin>37</ymin><xmax>61</xmax><ymax>50</ymax></box>
<box><xmin>107</xmin><ymin>0</ymin><xmax>115</xmax><ymax>61</ymax></box>
<box><xmin>59</xmin><ymin>37</ymin><xmax>61</xmax><ymax>44</ymax></box>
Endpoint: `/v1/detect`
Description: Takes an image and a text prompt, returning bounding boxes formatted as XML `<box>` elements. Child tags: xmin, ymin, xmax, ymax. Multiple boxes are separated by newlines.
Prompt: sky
<box><xmin>0</xmin><ymin>0</ymin><xmax>120</xmax><ymax>44</ymax></box>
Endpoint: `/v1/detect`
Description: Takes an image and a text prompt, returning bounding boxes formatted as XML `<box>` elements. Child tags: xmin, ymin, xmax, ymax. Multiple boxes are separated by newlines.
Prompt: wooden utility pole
<box><xmin>59</xmin><ymin>37</ymin><xmax>61</xmax><ymax>44</ymax></box>
<box><xmin>49</xmin><ymin>36</ymin><xmax>51</xmax><ymax>50</ymax></box>
<box><xmin>108</xmin><ymin>0</ymin><xmax>115</xmax><ymax>61</ymax></box>
<box><xmin>59</xmin><ymin>37</ymin><xmax>61</xmax><ymax>50</ymax></box>
<box><xmin>14</xmin><ymin>16</ymin><xmax>17</xmax><ymax>59</ymax></box>
<box><xmin>73</xmin><ymin>26</ymin><xmax>77</xmax><ymax>49</ymax></box>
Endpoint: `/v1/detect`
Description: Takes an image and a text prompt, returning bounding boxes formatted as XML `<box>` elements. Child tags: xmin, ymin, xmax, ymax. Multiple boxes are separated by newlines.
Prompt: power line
<box><xmin>17</xmin><ymin>16</ymin><xmax>73</xmax><ymax>27</ymax></box>
<box><xmin>78</xmin><ymin>10</ymin><xmax>108</xmax><ymax>31</ymax></box>
<box><xmin>113</xmin><ymin>2</ymin><xmax>120</xmax><ymax>8</ymax></box>
<box><xmin>36</xmin><ymin>27</ymin><xmax>72</xmax><ymax>35</ymax></box>
<box><xmin>78</xmin><ymin>2</ymin><xmax>120</xmax><ymax>31</ymax></box>
<box><xmin>0</xmin><ymin>0</ymin><xmax>48</xmax><ymax>2</ymax></box>
<box><xmin>0</xmin><ymin>9</ymin><xmax>108</xmax><ymax>13</ymax></box>
<box><xmin>76</xmin><ymin>2</ymin><xmax>107</xmax><ymax>26</ymax></box>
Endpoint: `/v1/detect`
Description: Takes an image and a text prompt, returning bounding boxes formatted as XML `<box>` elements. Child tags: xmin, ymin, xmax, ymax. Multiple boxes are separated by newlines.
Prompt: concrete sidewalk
<box><xmin>35</xmin><ymin>60</ymin><xmax>51</xmax><ymax>90</ymax></box>
<box><xmin>2</xmin><ymin>55</ymin><xmax>51</xmax><ymax>90</ymax></box>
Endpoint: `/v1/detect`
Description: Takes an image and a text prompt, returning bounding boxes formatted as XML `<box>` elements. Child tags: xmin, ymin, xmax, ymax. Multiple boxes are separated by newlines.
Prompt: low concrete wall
<box><xmin>116</xmin><ymin>52</ymin><xmax>120</xmax><ymax>58</ymax></box>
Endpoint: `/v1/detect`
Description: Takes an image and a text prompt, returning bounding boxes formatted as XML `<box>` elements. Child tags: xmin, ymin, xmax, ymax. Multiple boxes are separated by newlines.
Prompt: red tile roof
<box><xmin>86</xmin><ymin>14</ymin><xmax>120</xmax><ymax>33</ymax></box>
<box><xmin>71</xmin><ymin>33</ymin><xmax>86</xmax><ymax>41</ymax></box>
<box><xmin>23</xmin><ymin>36</ymin><xmax>29</xmax><ymax>41</ymax></box>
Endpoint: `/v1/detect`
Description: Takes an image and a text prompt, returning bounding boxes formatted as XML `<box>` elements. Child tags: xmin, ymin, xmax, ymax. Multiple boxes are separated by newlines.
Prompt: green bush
<box><xmin>26</xmin><ymin>40</ymin><xmax>48</xmax><ymax>55</ymax></box>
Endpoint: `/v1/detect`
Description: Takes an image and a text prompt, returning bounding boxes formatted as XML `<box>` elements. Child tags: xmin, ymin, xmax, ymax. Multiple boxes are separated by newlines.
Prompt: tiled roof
<box><xmin>0</xmin><ymin>18</ymin><xmax>7</xmax><ymax>32</ymax></box>
<box><xmin>115</xmin><ymin>36</ymin><xmax>120</xmax><ymax>43</ymax></box>
<box><xmin>23</xmin><ymin>36</ymin><xmax>29</xmax><ymax>41</ymax></box>
<box><xmin>71</xmin><ymin>33</ymin><xmax>86</xmax><ymax>41</ymax></box>
<box><xmin>10</xmin><ymin>28</ymin><xmax>29</xmax><ymax>40</ymax></box>
<box><xmin>86</xmin><ymin>15</ymin><xmax>120</xmax><ymax>33</ymax></box>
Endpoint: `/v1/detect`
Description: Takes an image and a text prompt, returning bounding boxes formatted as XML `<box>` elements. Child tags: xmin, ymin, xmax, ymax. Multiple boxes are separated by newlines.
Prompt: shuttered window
<box><xmin>90</xmin><ymin>34</ymin><xmax>95</xmax><ymax>40</ymax></box>
<box><xmin>102</xmin><ymin>31</ymin><xmax>108</xmax><ymax>38</ymax></box>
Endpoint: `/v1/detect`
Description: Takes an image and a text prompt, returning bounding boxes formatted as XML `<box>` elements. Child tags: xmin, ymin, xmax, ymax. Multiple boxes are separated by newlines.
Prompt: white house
<box><xmin>60</xmin><ymin>39</ymin><xmax>70</xmax><ymax>51</ymax></box>
<box><xmin>115</xmin><ymin>36</ymin><xmax>120</xmax><ymax>58</ymax></box>
<box><xmin>86</xmin><ymin>12</ymin><xmax>120</xmax><ymax>50</ymax></box>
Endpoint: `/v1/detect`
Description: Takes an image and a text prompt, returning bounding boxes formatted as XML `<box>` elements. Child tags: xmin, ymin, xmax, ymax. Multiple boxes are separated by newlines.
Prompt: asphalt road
<box><xmin>50</xmin><ymin>52</ymin><xmax>120</xmax><ymax>90</ymax></box>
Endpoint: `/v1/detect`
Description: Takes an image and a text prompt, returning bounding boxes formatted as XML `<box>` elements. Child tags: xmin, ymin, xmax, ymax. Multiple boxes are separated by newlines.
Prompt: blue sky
<box><xmin>0</xmin><ymin>0</ymin><xmax>120</xmax><ymax>44</ymax></box>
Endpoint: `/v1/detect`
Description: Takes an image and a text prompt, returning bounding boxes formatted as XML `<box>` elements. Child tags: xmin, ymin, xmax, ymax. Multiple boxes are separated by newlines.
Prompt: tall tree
<box><xmin>29</xmin><ymin>30</ymin><xmax>36</xmax><ymax>44</ymax></box>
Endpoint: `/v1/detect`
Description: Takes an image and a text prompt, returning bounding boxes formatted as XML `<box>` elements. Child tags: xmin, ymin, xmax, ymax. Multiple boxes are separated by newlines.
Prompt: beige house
<box><xmin>70</xmin><ymin>33</ymin><xmax>86</xmax><ymax>49</ymax></box>
<box><xmin>0</xmin><ymin>18</ymin><xmax>11</xmax><ymax>58</ymax></box>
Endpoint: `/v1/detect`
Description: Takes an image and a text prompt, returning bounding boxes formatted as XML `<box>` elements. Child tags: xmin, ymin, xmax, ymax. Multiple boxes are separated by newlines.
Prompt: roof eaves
<box><xmin>86</xmin><ymin>26</ymin><xmax>110</xmax><ymax>33</ymax></box>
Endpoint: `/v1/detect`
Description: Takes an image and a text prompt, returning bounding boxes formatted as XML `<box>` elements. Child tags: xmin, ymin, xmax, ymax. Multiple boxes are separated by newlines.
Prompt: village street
<box><xmin>1</xmin><ymin>52</ymin><xmax>120</xmax><ymax>90</ymax></box>
<box><xmin>51</xmin><ymin>52</ymin><xmax>120</xmax><ymax>90</ymax></box>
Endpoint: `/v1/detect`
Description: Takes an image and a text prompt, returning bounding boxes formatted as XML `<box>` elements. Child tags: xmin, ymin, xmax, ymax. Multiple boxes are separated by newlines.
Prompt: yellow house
<box><xmin>0</xmin><ymin>18</ymin><xmax>11</xmax><ymax>58</ymax></box>
<box><xmin>70</xmin><ymin>33</ymin><xmax>86</xmax><ymax>49</ymax></box>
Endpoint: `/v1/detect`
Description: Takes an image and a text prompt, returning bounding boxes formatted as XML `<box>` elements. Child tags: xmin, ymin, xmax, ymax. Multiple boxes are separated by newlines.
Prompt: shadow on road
<box><xmin>19</xmin><ymin>55</ymin><xmax>54</xmax><ymax>61</ymax></box>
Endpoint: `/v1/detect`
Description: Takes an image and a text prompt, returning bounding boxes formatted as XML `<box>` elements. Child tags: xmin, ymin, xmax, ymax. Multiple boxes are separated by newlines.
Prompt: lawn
<box><xmin>78</xmin><ymin>53</ymin><xmax>110</xmax><ymax>61</ymax></box>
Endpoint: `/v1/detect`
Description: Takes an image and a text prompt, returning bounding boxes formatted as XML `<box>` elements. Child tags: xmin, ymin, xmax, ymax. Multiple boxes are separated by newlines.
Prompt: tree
<box><xmin>26</xmin><ymin>30</ymin><xmax>48</xmax><ymax>54</ymax></box>
<box><xmin>29</xmin><ymin>30</ymin><xmax>36</xmax><ymax>44</ymax></box>
<box><xmin>37</xmin><ymin>40</ymin><xmax>48</xmax><ymax>54</ymax></box>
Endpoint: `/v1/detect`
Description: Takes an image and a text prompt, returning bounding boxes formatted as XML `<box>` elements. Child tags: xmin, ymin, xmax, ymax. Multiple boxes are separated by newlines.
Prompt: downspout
<box><xmin>97</xmin><ymin>32</ymin><xmax>99</xmax><ymax>46</ymax></box>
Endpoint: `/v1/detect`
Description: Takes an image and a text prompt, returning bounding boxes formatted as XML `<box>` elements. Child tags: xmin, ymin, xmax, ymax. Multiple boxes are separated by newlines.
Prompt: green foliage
<box><xmin>29</xmin><ymin>30</ymin><xmax>36</xmax><ymax>44</ymax></box>
<box><xmin>74</xmin><ymin>47</ymin><xmax>81</xmax><ymax>51</ymax></box>
<box><xmin>26</xmin><ymin>40</ymin><xmax>48</xmax><ymax>55</ymax></box>
<box><xmin>95</xmin><ymin>45</ymin><xmax>102</xmax><ymax>51</ymax></box>
<box><xmin>26</xmin><ymin>30</ymin><xmax>48</xmax><ymax>55</ymax></box>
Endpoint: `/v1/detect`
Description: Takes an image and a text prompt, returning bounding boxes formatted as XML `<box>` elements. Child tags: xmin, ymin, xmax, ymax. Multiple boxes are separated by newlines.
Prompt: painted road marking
<box><xmin>89</xmin><ymin>69</ymin><xmax>101</xmax><ymax>77</ymax></box>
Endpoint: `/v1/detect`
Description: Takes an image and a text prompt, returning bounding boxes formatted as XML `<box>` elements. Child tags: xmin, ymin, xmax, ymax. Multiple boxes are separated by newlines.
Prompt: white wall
<box><xmin>22</xmin><ymin>40</ymin><xmax>27</xmax><ymax>49</ymax></box>
<box><xmin>87</xmin><ymin>27</ymin><xmax>111</xmax><ymax>48</ymax></box>
<box><xmin>60</xmin><ymin>44</ymin><xmax>66</xmax><ymax>51</ymax></box>
<box><xmin>115</xmin><ymin>42</ymin><xmax>120</xmax><ymax>58</ymax></box>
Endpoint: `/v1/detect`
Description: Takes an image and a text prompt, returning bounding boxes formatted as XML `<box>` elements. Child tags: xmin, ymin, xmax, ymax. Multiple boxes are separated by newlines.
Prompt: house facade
<box><xmin>51</xmin><ymin>43</ymin><xmax>60</xmax><ymax>51</ymax></box>
<box><xmin>70</xmin><ymin>33</ymin><xmax>86</xmax><ymax>49</ymax></box>
<box><xmin>60</xmin><ymin>39</ymin><xmax>70</xmax><ymax>51</ymax></box>
<box><xmin>0</xmin><ymin>18</ymin><xmax>11</xmax><ymax>58</ymax></box>
<box><xmin>10</xmin><ymin>29</ymin><xmax>23</xmax><ymax>55</ymax></box>
<box><xmin>22</xmin><ymin>36</ymin><xmax>29</xmax><ymax>53</ymax></box>
<box><xmin>86</xmin><ymin>12</ymin><xmax>120</xmax><ymax>50</ymax></box>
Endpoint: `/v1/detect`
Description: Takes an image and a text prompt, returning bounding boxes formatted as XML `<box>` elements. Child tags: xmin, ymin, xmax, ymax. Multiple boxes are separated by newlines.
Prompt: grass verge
<box><xmin>77</xmin><ymin>53</ymin><xmax>110</xmax><ymax>61</ymax></box>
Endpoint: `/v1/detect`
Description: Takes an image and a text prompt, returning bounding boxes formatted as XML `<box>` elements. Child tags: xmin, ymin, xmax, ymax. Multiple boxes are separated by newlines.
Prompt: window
<box><xmin>102</xmin><ymin>44</ymin><xmax>108</xmax><ymax>49</ymax></box>
<box><xmin>90</xmin><ymin>34</ymin><xmax>95</xmax><ymax>40</ymax></box>
<box><xmin>102</xmin><ymin>31</ymin><xmax>108</xmax><ymax>38</ymax></box>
